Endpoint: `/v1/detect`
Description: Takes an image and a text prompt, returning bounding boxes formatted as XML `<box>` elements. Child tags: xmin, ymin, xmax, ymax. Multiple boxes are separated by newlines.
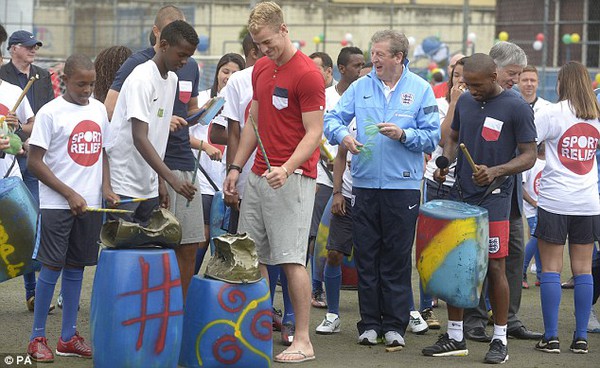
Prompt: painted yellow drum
<box><xmin>416</xmin><ymin>199</ymin><xmax>489</xmax><ymax>308</ymax></box>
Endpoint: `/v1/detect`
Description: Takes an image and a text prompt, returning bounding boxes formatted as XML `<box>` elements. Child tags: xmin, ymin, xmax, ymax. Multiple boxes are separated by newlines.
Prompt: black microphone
<box><xmin>435</xmin><ymin>156</ymin><xmax>449</xmax><ymax>169</ymax></box>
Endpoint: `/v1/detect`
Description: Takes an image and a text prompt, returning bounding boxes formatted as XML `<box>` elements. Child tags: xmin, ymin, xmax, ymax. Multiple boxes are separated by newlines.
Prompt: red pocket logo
<box><xmin>558</xmin><ymin>122</ymin><xmax>600</xmax><ymax>175</ymax></box>
<box><xmin>178</xmin><ymin>80</ymin><xmax>192</xmax><ymax>104</ymax></box>
<box><xmin>481</xmin><ymin>117</ymin><xmax>504</xmax><ymax>141</ymax></box>
<box><xmin>533</xmin><ymin>170</ymin><xmax>542</xmax><ymax>195</ymax></box>
<box><xmin>68</xmin><ymin>120</ymin><xmax>102</xmax><ymax>167</ymax></box>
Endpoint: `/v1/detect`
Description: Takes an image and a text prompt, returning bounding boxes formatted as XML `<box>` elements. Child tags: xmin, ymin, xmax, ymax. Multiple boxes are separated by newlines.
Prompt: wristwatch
<box><xmin>399</xmin><ymin>130</ymin><xmax>406</xmax><ymax>143</ymax></box>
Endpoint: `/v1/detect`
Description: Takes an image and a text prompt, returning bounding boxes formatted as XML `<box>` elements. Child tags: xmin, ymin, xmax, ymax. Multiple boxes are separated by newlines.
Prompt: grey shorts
<box><xmin>327</xmin><ymin>196</ymin><xmax>353</xmax><ymax>256</ymax></box>
<box><xmin>239</xmin><ymin>172</ymin><xmax>316</xmax><ymax>265</ymax></box>
<box><xmin>310</xmin><ymin>184</ymin><xmax>333</xmax><ymax>238</ymax></box>
<box><xmin>34</xmin><ymin>209</ymin><xmax>103</xmax><ymax>268</ymax></box>
<box><xmin>165</xmin><ymin>170</ymin><xmax>205</xmax><ymax>244</ymax></box>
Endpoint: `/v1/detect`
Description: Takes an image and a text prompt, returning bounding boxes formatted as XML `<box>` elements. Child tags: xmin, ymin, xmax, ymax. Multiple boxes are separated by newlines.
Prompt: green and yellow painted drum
<box><xmin>0</xmin><ymin>177</ymin><xmax>38</xmax><ymax>282</ymax></box>
<box><xmin>416</xmin><ymin>199</ymin><xmax>489</xmax><ymax>308</ymax></box>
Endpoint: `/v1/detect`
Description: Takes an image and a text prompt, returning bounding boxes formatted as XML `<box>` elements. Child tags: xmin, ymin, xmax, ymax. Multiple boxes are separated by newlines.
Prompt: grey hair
<box><xmin>371</xmin><ymin>30</ymin><xmax>408</xmax><ymax>58</ymax></box>
<box><xmin>489</xmin><ymin>41</ymin><xmax>527</xmax><ymax>68</ymax></box>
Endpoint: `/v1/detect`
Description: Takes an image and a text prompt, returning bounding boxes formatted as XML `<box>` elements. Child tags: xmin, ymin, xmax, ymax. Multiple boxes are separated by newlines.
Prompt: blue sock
<box><xmin>540</xmin><ymin>272</ymin><xmax>561</xmax><ymax>339</ymax></box>
<box><xmin>30</xmin><ymin>267</ymin><xmax>60</xmax><ymax>340</ymax></box>
<box><xmin>61</xmin><ymin>268</ymin><xmax>84</xmax><ymax>341</ymax></box>
<box><xmin>324</xmin><ymin>263</ymin><xmax>342</xmax><ymax>315</ymax></box>
<box><xmin>280</xmin><ymin>271</ymin><xmax>295</xmax><ymax>324</ymax></box>
<box><xmin>23</xmin><ymin>271</ymin><xmax>37</xmax><ymax>300</ymax></box>
<box><xmin>523</xmin><ymin>237</ymin><xmax>538</xmax><ymax>275</ymax></box>
<box><xmin>194</xmin><ymin>246</ymin><xmax>208</xmax><ymax>275</ymax></box>
<box><xmin>534</xmin><ymin>249</ymin><xmax>542</xmax><ymax>282</ymax></box>
<box><xmin>573</xmin><ymin>274</ymin><xmax>593</xmax><ymax>340</ymax></box>
<box><xmin>266</xmin><ymin>265</ymin><xmax>280</xmax><ymax>305</ymax></box>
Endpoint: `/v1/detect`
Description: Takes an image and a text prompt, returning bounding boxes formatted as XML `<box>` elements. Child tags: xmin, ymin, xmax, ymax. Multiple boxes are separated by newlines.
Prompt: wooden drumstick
<box><xmin>10</xmin><ymin>74</ymin><xmax>39</xmax><ymax>114</ymax></box>
<box><xmin>459</xmin><ymin>143</ymin><xmax>479</xmax><ymax>173</ymax></box>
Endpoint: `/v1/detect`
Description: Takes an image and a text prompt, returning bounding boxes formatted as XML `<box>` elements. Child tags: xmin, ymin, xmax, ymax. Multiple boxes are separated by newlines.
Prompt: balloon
<box><xmin>299</xmin><ymin>40</ymin><xmax>306</xmax><ymax>47</ymax></box>
<box><xmin>313</xmin><ymin>36</ymin><xmax>321</xmax><ymax>44</ymax></box>
<box><xmin>319</xmin><ymin>34</ymin><xmax>324</xmax><ymax>42</ymax></box>
<box><xmin>562</xmin><ymin>33</ymin><xmax>572</xmax><ymax>44</ymax></box>
<box><xmin>341</xmin><ymin>39</ymin><xmax>348</xmax><ymax>46</ymax></box>
<box><xmin>467</xmin><ymin>32</ymin><xmax>477</xmax><ymax>43</ymax></box>
<box><xmin>593</xmin><ymin>80</ymin><xmax>598</xmax><ymax>89</ymax></box>
<box><xmin>197</xmin><ymin>35</ymin><xmax>209</xmax><ymax>52</ymax></box>
<box><xmin>498</xmin><ymin>31</ymin><xmax>509</xmax><ymax>41</ymax></box>
<box><xmin>407</xmin><ymin>36</ymin><xmax>416</xmax><ymax>46</ymax></box>
<box><xmin>595</xmin><ymin>73</ymin><xmax>600</xmax><ymax>83</ymax></box>
<box><xmin>428</xmin><ymin>61</ymin><xmax>438</xmax><ymax>71</ymax></box>
<box><xmin>532</xmin><ymin>40</ymin><xmax>543</xmax><ymax>51</ymax></box>
<box><xmin>344</xmin><ymin>33</ymin><xmax>353</xmax><ymax>42</ymax></box>
<box><xmin>571</xmin><ymin>33</ymin><xmax>580</xmax><ymax>43</ymax></box>
<box><xmin>292</xmin><ymin>41</ymin><xmax>301</xmax><ymax>49</ymax></box>
<box><xmin>536</xmin><ymin>33</ymin><xmax>545</xmax><ymax>42</ymax></box>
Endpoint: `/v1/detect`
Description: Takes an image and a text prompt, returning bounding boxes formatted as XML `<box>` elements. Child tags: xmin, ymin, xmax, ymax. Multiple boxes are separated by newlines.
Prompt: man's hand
<box><xmin>224</xmin><ymin>192</ymin><xmax>240</xmax><ymax>210</ymax></box>
<box><xmin>169</xmin><ymin>178</ymin><xmax>196</xmax><ymax>202</ymax></box>
<box><xmin>5</xmin><ymin>112</ymin><xmax>19</xmax><ymax>131</ymax></box>
<box><xmin>203</xmin><ymin>143</ymin><xmax>223</xmax><ymax>161</ymax></box>
<box><xmin>159</xmin><ymin>180</ymin><xmax>170</xmax><ymax>209</ymax></box>
<box><xmin>433</xmin><ymin>167</ymin><xmax>448</xmax><ymax>184</ymax></box>
<box><xmin>472</xmin><ymin>165</ymin><xmax>498</xmax><ymax>186</ymax></box>
<box><xmin>331</xmin><ymin>192</ymin><xmax>346</xmax><ymax>216</ymax></box>
<box><xmin>0</xmin><ymin>135</ymin><xmax>9</xmax><ymax>151</ymax></box>
<box><xmin>377</xmin><ymin>122</ymin><xmax>403</xmax><ymax>141</ymax></box>
<box><xmin>342</xmin><ymin>135</ymin><xmax>363</xmax><ymax>154</ymax></box>
<box><xmin>170</xmin><ymin>116</ymin><xmax>188</xmax><ymax>132</ymax></box>
<box><xmin>264</xmin><ymin>166</ymin><xmax>288</xmax><ymax>189</ymax></box>
<box><xmin>223</xmin><ymin>170</ymin><xmax>240</xmax><ymax>196</ymax></box>
<box><xmin>66</xmin><ymin>192</ymin><xmax>87</xmax><ymax>216</ymax></box>
<box><xmin>103</xmin><ymin>187</ymin><xmax>120</xmax><ymax>207</ymax></box>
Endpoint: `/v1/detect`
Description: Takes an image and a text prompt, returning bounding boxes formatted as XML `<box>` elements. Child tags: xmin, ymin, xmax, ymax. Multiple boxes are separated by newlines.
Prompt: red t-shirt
<box><xmin>432</xmin><ymin>81</ymin><xmax>448</xmax><ymax>99</ymax></box>
<box><xmin>251</xmin><ymin>51</ymin><xmax>325</xmax><ymax>178</ymax></box>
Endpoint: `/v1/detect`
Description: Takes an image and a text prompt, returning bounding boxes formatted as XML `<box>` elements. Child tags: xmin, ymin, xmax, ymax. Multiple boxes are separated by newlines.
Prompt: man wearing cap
<box><xmin>0</xmin><ymin>29</ymin><xmax>55</xmax><ymax>312</ymax></box>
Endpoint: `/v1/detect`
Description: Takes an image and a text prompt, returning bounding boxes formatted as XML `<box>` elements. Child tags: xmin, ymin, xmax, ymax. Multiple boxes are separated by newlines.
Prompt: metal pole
<box><xmin>462</xmin><ymin>0</ymin><xmax>469</xmax><ymax>55</ymax></box>
<box><xmin>390</xmin><ymin>0</ymin><xmax>393</xmax><ymax>29</ymax></box>
<box><xmin>541</xmin><ymin>0</ymin><xmax>549</xmax><ymax>99</ymax></box>
<box><xmin>552</xmin><ymin>0</ymin><xmax>560</xmax><ymax>67</ymax></box>
<box><xmin>323</xmin><ymin>1</ymin><xmax>328</xmax><ymax>52</ymax></box>
<box><xmin>582</xmin><ymin>0</ymin><xmax>588</xmax><ymax>64</ymax></box>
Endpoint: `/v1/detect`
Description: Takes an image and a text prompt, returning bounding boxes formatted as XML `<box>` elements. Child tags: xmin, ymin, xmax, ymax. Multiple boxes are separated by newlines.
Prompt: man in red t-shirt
<box><xmin>223</xmin><ymin>1</ymin><xmax>324</xmax><ymax>364</ymax></box>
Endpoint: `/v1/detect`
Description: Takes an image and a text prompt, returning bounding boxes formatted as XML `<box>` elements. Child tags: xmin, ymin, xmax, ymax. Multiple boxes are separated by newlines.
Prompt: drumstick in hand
<box><xmin>11</xmin><ymin>75</ymin><xmax>39</xmax><ymax>114</ymax></box>
<box><xmin>459</xmin><ymin>143</ymin><xmax>478</xmax><ymax>173</ymax></box>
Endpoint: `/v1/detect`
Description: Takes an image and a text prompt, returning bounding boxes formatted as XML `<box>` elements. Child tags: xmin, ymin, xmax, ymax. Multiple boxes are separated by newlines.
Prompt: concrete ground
<box><xmin>0</xmin><ymin>248</ymin><xmax>598</xmax><ymax>368</ymax></box>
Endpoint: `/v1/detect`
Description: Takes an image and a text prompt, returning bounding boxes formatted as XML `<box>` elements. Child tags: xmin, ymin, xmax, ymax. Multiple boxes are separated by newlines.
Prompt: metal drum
<box><xmin>179</xmin><ymin>276</ymin><xmax>272</xmax><ymax>368</ymax></box>
<box><xmin>0</xmin><ymin>176</ymin><xmax>38</xmax><ymax>282</ymax></box>
<box><xmin>90</xmin><ymin>248</ymin><xmax>184</xmax><ymax>368</ymax></box>
<box><xmin>416</xmin><ymin>199</ymin><xmax>489</xmax><ymax>308</ymax></box>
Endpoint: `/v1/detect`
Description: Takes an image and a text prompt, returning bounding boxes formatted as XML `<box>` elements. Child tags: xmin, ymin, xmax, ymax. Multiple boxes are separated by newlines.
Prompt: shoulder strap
<box><xmin>197</xmin><ymin>161</ymin><xmax>220</xmax><ymax>193</ymax></box>
<box><xmin>3</xmin><ymin>155</ymin><xmax>18</xmax><ymax>179</ymax></box>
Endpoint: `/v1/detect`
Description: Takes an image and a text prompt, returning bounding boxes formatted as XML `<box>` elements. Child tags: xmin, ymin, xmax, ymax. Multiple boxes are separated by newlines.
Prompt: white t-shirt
<box><xmin>522</xmin><ymin>158</ymin><xmax>545</xmax><ymax>219</ymax></box>
<box><xmin>536</xmin><ymin>100</ymin><xmax>600</xmax><ymax>215</ymax></box>
<box><xmin>317</xmin><ymin>85</ymin><xmax>341</xmax><ymax>187</ymax></box>
<box><xmin>217</xmin><ymin>66</ymin><xmax>256</xmax><ymax>198</ymax></box>
<box><xmin>424</xmin><ymin>97</ymin><xmax>456</xmax><ymax>186</ymax></box>
<box><xmin>106</xmin><ymin>60</ymin><xmax>178</xmax><ymax>198</ymax></box>
<box><xmin>0</xmin><ymin>81</ymin><xmax>32</xmax><ymax>179</ymax></box>
<box><xmin>190</xmin><ymin>89</ymin><xmax>226</xmax><ymax>196</ymax></box>
<box><xmin>532</xmin><ymin>96</ymin><xmax>551</xmax><ymax>114</ymax></box>
<box><xmin>341</xmin><ymin>120</ymin><xmax>356</xmax><ymax>198</ymax></box>
<box><xmin>29</xmin><ymin>96</ymin><xmax>109</xmax><ymax>209</ymax></box>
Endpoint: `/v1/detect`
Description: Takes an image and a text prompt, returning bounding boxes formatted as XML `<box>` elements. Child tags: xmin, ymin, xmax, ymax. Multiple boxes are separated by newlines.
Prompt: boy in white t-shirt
<box><xmin>522</xmin><ymin>143</ymin><xmax>545</xmax><ymax>288</ymax></box>
<box><xmin>106</xmin><ymin>20</ymin><xmax>198</xmax><ymax>224</ymax></box>
<box><xmin>26</xmin><ymin>54</ymin><xmax>116</xmax><ymax>362</ymax></box>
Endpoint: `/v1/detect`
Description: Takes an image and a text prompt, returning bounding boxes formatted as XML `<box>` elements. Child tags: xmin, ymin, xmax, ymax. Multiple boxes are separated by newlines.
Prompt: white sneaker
<box><xmin>530</xmin><ymin>263</ymin><xmax>537</xmax><ymax>274</ymax></box>
<box><xmin>384</xmin><ymin>331</ymin><xmax>405</xmax><ymax>347</ymax></box>
<box><xmin>407</xmin><ymin>310</ymin><xmax>429</xmax><ymax>335</ymax></box>
<box><xmin>316</xmin><ymin>313</ymin><xmax>341</xmax><ymax>335</ymax></box>
<box><xmin>358</xmin><ymin>329</ymin><xmax>378</xmax><ymax>345</ymax></box>
<box><xmin>588</xmin><ymin>309</ymin><xmax>600</xmax><ymax>333</ymax></box>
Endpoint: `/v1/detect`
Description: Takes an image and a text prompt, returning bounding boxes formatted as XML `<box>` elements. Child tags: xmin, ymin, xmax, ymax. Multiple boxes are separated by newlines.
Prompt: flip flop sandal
<box><xmin>273</xmin><ymin>350</ymin><xmax>316</xmax><ymax>364</ymax></box>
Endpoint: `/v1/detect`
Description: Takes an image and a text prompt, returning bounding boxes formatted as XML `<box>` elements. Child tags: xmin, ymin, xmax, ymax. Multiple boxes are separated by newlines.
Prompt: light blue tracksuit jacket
<box><xmin>324</xmin><ymin>61</ymin><xmax>440</xmax><ymax>190</ymax></box>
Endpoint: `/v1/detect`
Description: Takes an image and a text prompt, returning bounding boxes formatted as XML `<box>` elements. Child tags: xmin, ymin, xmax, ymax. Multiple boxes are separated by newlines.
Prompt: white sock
<box><xmin>493</xmin><ymin>324</ymin><xmax>507</xmax><ymax>345</ymax></box>
<box><xmin>447</xmin><ymin>320</ymin><xmax>463</xmax><ymax>341</ymax></box>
